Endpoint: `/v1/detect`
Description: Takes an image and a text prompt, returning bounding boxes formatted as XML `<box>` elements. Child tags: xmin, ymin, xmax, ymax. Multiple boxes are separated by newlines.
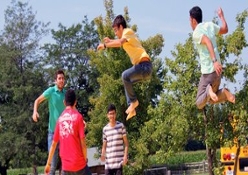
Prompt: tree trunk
<box><xmin>206</xmin><ymin>146</ymin><xmax>214</xmax><ymax>175</ymax></box>
<box><xmin>203</xmin><ymin>108</ymin><xmax>215</xmax><ymax>175</ymax></box>
<box><xmin>33</xmin><ymin>165</ymin><xmax>38</xmax><ymax>175</ymax></box>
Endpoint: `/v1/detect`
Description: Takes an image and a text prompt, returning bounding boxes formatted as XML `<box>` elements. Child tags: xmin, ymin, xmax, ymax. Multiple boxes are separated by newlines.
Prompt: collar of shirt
<box><xmin>54</xmin><ymin>85</ymin><xmax>65</xmax><ymax>93</ymax></box>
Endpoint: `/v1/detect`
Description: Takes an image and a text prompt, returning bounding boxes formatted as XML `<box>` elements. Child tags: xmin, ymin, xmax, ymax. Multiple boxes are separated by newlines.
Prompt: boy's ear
<box><xmin>63</xmin><ymin>100</ymin><xmax>66</xmax><ymax>106</ymax></box>
<box><xmin>73</xmin><ymin>100</ymin><xmax>77</xmax><ymax>108</ymax></box>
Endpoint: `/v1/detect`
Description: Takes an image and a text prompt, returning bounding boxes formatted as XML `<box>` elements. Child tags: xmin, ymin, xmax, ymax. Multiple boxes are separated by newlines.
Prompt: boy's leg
<box><xmin>196</xmin><ymin>72</ymin><xmax>219</xmax><ymax>109</ymax></box>
<box><xmin>223</xmin><ymin>88</ymin><xmax>235</xmax><ymax>103</ymax></box>
<box><xmin>126</xmin><ymin>109</ymin><xmax>136</xmax><ymax>121</ymax></box>
<box><xmin>209</xmin><ymin>86</ymin><xmax>218</xmax><ymax>102</ymax></box>
<box><xmin>62</xmin><ymin>165</ymin><xmax>92</xmax><ymax>175</ymax></box>
<box><xmin>122</xmin><ymin>66</ymin><xmax>140</xmax><ymax>108</ymax></box>
<box><xmin>126</xmin><ymin>100</ymin><xmax>139</xmax><ymax>115</ymax></box>
<box><xmin>210</xmin><ymin>88</ymin><xmax>235</xmax><ymax>104</ymax></box>
<box><xmin>122</xmin><ymin>62</ymin><xmax>152</xmax><ymax>114</ymax></box>
<box><xmin>84</xmin><ymin>165</ymin><xmax>92</xmax><ymax>175</ymax></box>
<box><xmin>105</xmin><ymin>169</ymin><xmax>113</xmax><ymax>175</ymax></box>
<box><xmin>196</xmin><ymin>75</ymin><xmax>210</xmax><ymax>109</ymax></box>
<box><xmin>116</xmin><ymin>167</ymin><xmax>123</xmax><ymax>175</ymax></box>
<box><xmin>48</xmin><ymin>131</ymin><xmax>59</xmax><ymax>175</ymax></box>
<box><xmin>208</xmin><ymin>72</ymin><xmax>235</xmax><ymax>104</ymax></box>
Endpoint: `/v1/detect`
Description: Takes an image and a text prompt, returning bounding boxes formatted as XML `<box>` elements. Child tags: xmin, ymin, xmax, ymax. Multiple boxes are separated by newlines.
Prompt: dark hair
<box><xmin>65</xmin><ymin>89</ymin><xmax>76</xmax><ymax>106</ymax></box>
<box><xmin>107</xmin><ymin>104</ymin><xmax>116</xmax><ymax>113</ymax></box>
<box><xmin>54</xmin><ymin>70</ymin><xmax>65</xmax><ymax>80</ymax></box>
<box><xmin>189</xmin><ymin>6</ymin><xmax>202</xmax><ymax>23</ymax></box>
<box><xmin>112</xmin><ymin>15</ymin><xmax>127</xmax><ymax>29</ymax></box>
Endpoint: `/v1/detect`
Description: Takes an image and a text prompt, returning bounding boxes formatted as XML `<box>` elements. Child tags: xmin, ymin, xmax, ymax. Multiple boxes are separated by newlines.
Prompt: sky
<box><xmin>0</xmin><ymin>0</ymin><xmax>247</xmax><ymax>91</ymax></box>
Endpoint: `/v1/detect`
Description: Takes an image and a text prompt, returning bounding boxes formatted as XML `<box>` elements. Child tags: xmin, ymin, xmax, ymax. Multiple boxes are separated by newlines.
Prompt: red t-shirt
<box><xmin>53</xmin><ymin>108</ymin><xmax>86</xmax><ymax>171</ymax></box>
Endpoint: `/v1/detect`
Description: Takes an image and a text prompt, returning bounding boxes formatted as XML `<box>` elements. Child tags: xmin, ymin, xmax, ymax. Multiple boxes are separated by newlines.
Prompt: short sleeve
<box><xmin>122</xmin><ymin>123</ymin><xmax>127</xmax><ymax>136</ymax></box>
<box><xmin>193</xmin><ymin>29</ymin><xmax>203</xmax><ymax>45</ymax></box>
<box><xmin>42</xmin><ymin>87</ymin><xmax>53</xmax><ymax>99</ymax></box>
<box><xmin>122</xmin><ymin>28</ymin><xmax>135</xmax><ymax>42</ymax></box>
<box><xmin>102</xmin><ymin>127</ymin><xmax>107</xmax><ymax>142</ymax></box>
<box><xmin>213</xmin><ymin>23</ymin><xmax>220</xmax><ymax>35</ymax></box>
<box><xmin>78</xmin><ymin>114</ymin><xmax>85</xmax><ymax>139</ymax></box>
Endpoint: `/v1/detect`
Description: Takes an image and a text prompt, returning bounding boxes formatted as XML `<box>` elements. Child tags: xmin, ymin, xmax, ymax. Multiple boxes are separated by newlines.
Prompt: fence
<box><xmin>144</xmin><ymin>161</ymin><xmax>209</xmax><ymax>175</ymax></box>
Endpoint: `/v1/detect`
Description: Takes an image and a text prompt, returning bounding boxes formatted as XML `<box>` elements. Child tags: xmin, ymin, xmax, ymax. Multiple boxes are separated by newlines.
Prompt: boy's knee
<box><xmin>196</xmin><ymin>103</ymin><xmax>205</xmax><ymax>110</ymax></box>
<box><xmin>121</xmin><ymin>71</ymin><xmax>128</xmax><ymax>81</ymax></box>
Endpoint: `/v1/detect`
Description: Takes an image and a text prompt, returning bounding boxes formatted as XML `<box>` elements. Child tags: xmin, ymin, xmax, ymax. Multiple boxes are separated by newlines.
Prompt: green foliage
<box><xmin>130</xmin><ymin>8</ymin><xmax>248</xmax><ymax>175</ymax></box>
<box><xmin>7</xmin><ymin>166</ymin><xmax>45</xmax><ymax>175</ymax></box>
<box><xmin>87</xmin><ymin>2</ymin><xmax>165</xmax><ymax>175</ymax></box>
<box><xmin>41</xmin><ymin>16</ymin><xmax>100</xmax><ymax>121</ymax></box>
<box><xmin>0</xmin><ymin>1</ymin><xmax>247</xmax><ymax>175</ymax></box>
<box><xmin>0</xmin><ymin>0</ymin><xmax>49</xmax><ymax>170</ymax></box>
<box><xmin>166</xmin><ymin>151</ymin><xmax>207</xmax><ymax>165</ymax></box>
<box><xmin>217</xmin><ymin>10</ymin><xmax>248</xmax><ymax>148</ymax></box>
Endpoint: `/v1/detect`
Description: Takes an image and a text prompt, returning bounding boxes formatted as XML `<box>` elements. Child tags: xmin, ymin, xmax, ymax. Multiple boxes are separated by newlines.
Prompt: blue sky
<box><xmin>0</xmin><ymin>0</ymin><xmax>247</xmax><ymax>91</ymax></box>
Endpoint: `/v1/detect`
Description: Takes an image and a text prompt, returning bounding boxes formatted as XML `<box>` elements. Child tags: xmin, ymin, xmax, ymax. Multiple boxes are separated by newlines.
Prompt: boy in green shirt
<box><xmin>32</xmin><ymin>70</ymin><xmax>66</xmax><ymax>175</ymax></box>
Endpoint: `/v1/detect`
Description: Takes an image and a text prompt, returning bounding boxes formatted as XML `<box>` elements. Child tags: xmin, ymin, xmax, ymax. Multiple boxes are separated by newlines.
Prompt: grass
<box><xmin>7</xmin><ymin>150</ymin><xmax>216</xmax><ymax>174</ymax></box>
<box><xmin>7</xmin><ymin>166</ymin><xmax>45</xmax><ymax>175</ymax></box>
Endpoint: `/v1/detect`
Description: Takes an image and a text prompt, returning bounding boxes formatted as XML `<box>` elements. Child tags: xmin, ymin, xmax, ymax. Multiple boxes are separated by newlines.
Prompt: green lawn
<box><xmin>7</xmin><ymin>166</ymin><xmax>45</xmax><ymax>175</ymax></box>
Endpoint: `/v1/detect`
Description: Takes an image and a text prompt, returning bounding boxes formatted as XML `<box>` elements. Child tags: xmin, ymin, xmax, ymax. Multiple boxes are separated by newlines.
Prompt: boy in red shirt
<box><xmin>44</xmin><ymin>89</ymin><xmax>91</xmax><ymax>175</ymax></box>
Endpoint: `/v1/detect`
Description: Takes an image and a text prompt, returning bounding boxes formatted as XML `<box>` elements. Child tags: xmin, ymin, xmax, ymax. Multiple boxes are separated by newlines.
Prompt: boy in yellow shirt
<box><xmin>97</xmin><ymin>15</ymin><xmax>152</xmax><ymax>120</ymax></box>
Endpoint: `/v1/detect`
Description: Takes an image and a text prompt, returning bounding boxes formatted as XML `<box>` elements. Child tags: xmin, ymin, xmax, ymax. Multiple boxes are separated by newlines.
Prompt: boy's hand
<box><xmin>100</xmin><ymin>154</ymin><xmax>105</xmax><ymax>162</ymax></box>
<box><xmin>103</xmin><ymin>37</ymin><xmax>111</xmax><ymax>43</ymax></box>
<box><xmin>97</xmin><ymin>43</ymin><xmax>105</xmax><ymax>51</ymax></box>
<box><xmin>123</xmin><ymin>155</ymin><xmax>128</xmax><ymax>165</ymax></box>
<box><xmin>217</xmin><ymin>7</ymin><xmax>224</xmax><ymax>19</ymax></box>
<box><xmin>213</xmin><ymin>61</ymin><xmax>222</xmax><ymax>76</ymax></box>
<box><xmin>44</xmin><ymin>164</ymin><xmax>50</xmax><ymax>175</ymax></box>
<box><xmin>32</xmin><ymin>112</ymin><xmax>39</xmax><ymax>122</ymax></box>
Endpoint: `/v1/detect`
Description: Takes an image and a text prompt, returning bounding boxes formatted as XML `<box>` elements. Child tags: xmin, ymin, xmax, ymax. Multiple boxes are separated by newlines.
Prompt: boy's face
<box><xmin>113</xmin><ymin>25</ymin><xmax>123</xmax><ymax>39</ymax></box>
<box><xmin>107</xmin><ymin>110</ymin><xmax>116</xmax><ymax>122</ymax></box>
<box><xmin>55</xmin><ymin>73</ymin><xmax>65</xmax><ymax>90</ymax></box>
<box><xmin>189</xmin><ymin>16</ymin><xmax>196</xmax><ymax>30</ymax></box>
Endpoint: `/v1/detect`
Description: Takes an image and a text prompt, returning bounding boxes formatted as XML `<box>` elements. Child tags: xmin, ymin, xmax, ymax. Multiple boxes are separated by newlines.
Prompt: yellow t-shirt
<box><xmin>122</xmin><ymin>28</ymin><xmax>150</xmax><ymax>65</ymax></box>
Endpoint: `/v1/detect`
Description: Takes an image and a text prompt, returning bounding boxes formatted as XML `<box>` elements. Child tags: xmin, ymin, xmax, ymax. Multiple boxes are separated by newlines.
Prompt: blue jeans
<box><xmin>122</xmin><ymin>61</ymin><xmax>152</xmax><ymax>105</ymax></box>
<box><xmin>62</xmin><ymin>165</ymin><xmax>92</xmax><ymax>175</ymax></box>
<box><xmin>48</xmin><ymin>131</ymin><xmax>59</xmax><ymax>175</ymax></box>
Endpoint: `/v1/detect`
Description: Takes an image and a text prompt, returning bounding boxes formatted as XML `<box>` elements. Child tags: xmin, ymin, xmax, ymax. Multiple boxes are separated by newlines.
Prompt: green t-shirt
<box><xmin>193</xmin><ymin>22</ymin><xmax>221</xmax><ymax>74</ymax></box>
<box><xmin>43</xmin><ymin>85</ymin><xmax>66</xmax><ymax>132</ymax></box>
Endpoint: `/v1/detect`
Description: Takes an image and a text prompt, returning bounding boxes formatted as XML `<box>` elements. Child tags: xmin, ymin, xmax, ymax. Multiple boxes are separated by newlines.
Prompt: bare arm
<box><xmin>201</xmin><ymin>35</ymin><xmax>222</xmax><ymax>76</ymax></box>
<box><xmin>32</xmin><ymin>94</ymin><xmax>46</xmax><ymax>122</ymax></box>
<box><xmin>44</xmin><ymin>141</ymin><xmax>58</xmax><ymax>174</ymax></box>
<box><xmin>97</xmin><ymin>37</ymin><xmax>126</xmax><ymax>50</ymax></box>
<box><xmin>122</xmin><ymin>135</ymin><xmax>129</xmax><ymax>165</ymax></box>
<box><xmin>201</xmin><ymin>35</ymin><xmax>216</xmax><ymax>61</ymax></box>
<box><xmin>217</xmin><ymin>7</ymin><xmax>228</xmax><ymax>34</ymax></box>
<box><xmin>80</xmin><ymin>138</ymin><xmax>87</xmax><ymax>162</ymax></box>
<box><xmin>100</xmin><ymin>141</ymin><xmax>107</xmax><ymax>162</ymax></box>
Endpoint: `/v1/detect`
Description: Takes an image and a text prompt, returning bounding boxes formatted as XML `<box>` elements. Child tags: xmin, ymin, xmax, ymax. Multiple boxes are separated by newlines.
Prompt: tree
<box><xmin>0</xmin><ymin>0</ymin><xmax>49</xmax><ymax>174</ymax></box>
<box><xmin>87</xmin><ymin>0</ymin><xmax>165</xmax><ymax>174</ymax></box>
<box><xmin>214</xmin><ymin>9</ymin><xmax>248</xmax><ymax>175</ymax></box>
<box><xmin>41</xmin><ymin>16</ymin><xmax>100</xmax><ymax>122</ymax></box>
<box><xmin>135</xmin><ymin>9</ymin><xmax>248</xmax><ymax>175</ymax></box>
<box><xmin>133</xmin><ymin>36</ymin><xmax>200</xmax><ymax>172</ymax></box>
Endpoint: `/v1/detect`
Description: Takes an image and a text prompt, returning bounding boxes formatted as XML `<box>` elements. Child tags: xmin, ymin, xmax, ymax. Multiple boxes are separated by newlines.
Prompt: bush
<box><xmin>164</xmin><ymin>150</ymin><xmax>207</xmax><ymax>166</ymax></box>
<box><xmin>7</xmin><ymin>166</ymin><xmax>45</xmax><ymax>175</ymax></box>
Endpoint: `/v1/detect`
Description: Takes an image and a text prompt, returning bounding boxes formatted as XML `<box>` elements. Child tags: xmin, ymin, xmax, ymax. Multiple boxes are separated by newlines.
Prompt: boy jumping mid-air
<box><xmin>189</xmin><ymin>6</ymin><xmax>235</xmax><ymax>109</ymax></box>
<box><xmin>97</xmin><ymin>15</ymin><xmax>152</xmax><ymax>120</ymax></box>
